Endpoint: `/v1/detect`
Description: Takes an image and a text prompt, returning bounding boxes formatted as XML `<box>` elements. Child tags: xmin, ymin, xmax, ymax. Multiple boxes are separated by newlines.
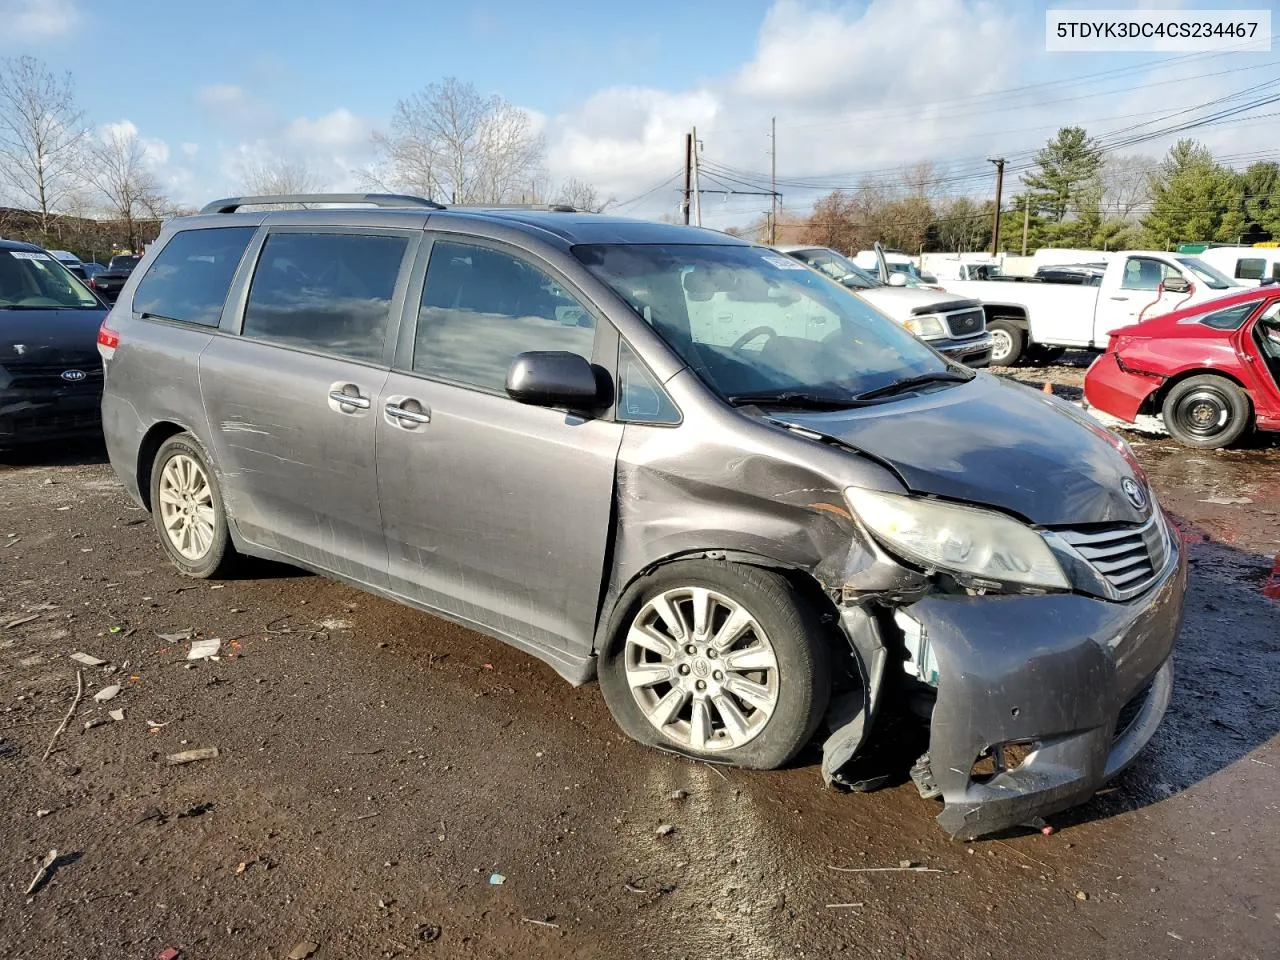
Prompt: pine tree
<box><xmin>1141</xmin><ymin>140</ymin><xmax>1245</xmax><ymax>247</ymax></box>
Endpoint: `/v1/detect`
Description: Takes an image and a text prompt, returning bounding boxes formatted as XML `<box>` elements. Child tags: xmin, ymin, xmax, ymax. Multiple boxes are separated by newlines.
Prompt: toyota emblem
<box><xmin>61</xmin><ymin>369</ymin><xmax>87</xmax><ymax>382</ymax></box>
<box><xmin>1122</xmin><ymin>477</ymin><xmax>1147</xmax><ymax>510</ymax></box>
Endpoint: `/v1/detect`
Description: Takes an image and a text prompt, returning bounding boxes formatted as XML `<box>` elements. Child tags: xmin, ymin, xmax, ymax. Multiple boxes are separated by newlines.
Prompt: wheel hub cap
<box><xmin>157</xmin><ymin>453</ymin><xmax>216</xmax><ymax>561</ymax></box>
<box><xmin>623</xmin><ymin>586</ymin><xmax>780</xmax><ymax>752</ymax></box>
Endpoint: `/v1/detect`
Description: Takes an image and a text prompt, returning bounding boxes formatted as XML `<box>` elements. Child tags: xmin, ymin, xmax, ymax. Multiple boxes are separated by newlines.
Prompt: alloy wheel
<box><xmin>989</xmin><ymin>328</ymin><xmax>1014</xmax><ymax>365</ymax></box>
<box><xmin>157</xmin><ymin>454</ymin><xmax>217</xmax><ymax>561</ymax></box>
<box><xmin>624</xmin><ymin>587</ymin><xmax>779</xmax><ymax>752</ymax></box>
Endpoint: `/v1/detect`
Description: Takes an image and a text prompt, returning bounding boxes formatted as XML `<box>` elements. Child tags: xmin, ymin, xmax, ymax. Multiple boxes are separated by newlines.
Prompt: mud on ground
<box><xmin>1</xmin><ymin>376</ymin><xmax>1277</xmax><ymax>959</ymax></box>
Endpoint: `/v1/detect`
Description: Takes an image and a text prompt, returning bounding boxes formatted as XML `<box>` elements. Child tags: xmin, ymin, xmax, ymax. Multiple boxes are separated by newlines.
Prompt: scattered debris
<box><xmin>156</xmin><ymin>630</ymin><xmax>194</xmax><ymax>644</ymax></box>
<box><xmin>1075</xmin><ymin>891</ymin><xmax>1089</xmax><ymax>901</ymax></box>
<box><xmin>93</xmin><ymin>684</ymin><xmax>121</xmax><ymax>703</ymax></box>
<box><xmin>1168</xmin><ymin>932</ymin><xmax>1184</xmax><ymax>942</ymax></box>
<box><xmin>83</xmin><ymin>717</ymin><xmax>109</xmax><ymax>731</ymax></box>
<box><xmin>898</xmin><ymin>860</ymin><xmax>915</xmax><ymax>868</ymax></box>
<box><xmin>1198</xmin><ymin>496</ymin><xmax>1252</xmax><ymax>505</ymax></box>
<box><xmin>668</xmin><ymin>789</ymin><xmax>689</xmax><ymax>801</ymax></box>
<box><xmin>109</xmin><ymin>709</ymin><xmax>125</xmax><ymax>722</ymax></box>
<box><xmin>826</xmin><ymin>903</ymin><xmax>864</xmax><ymax>909</ymax></box>
<box><xmin>287</xmin><ymin>942</ymin><xmax>318</xmax><ymax>960</ymax></box>
<box><xmin>6</xmin><ymin>614</ymin><xmax>40</xmax><ymax>629</ymax></box>
<box><xmin>187</xmin><ymin>638</ymin><xmax>221</xmax><ymax>660</ymax></box>
<box><xmin>318</xmin><ymin>618</ymin><xmax>353</xmax><ymax>632</ymax></box>
<box><xmin>177</xmin><ymin>802</ymin><xmax>215</xmax><ymax>818</ymax></box>
<box><xmin>624</xmin><ymin>882</ymin><xmax>648</xmax><ymax>894</ymax></box>
<box><xmin>489</xmin><ymin>873</ymin><xmax>506</xmax><ymax>885</ymax></box>
<box><xmin>146</xmin><ymin>720</ymin><xmax>171</xmax><ymax>730</ymax></box>
<box><xmin>136</xmin><ymin>807</ymin><xmax>167</xmax><ymax>825</ymax></box>
<box><xmin>25</xmin><ymin>849</ymin><xmax>59</xmax><ymax>896</ymax></box>
<box><xmin>235</xmin><ymin>861</ymin><xmax>249</xmax><ymax>875</ymax></box>
<box><xmin>166</xmin><ymin>747</ymin><xmax>219</xmax><ymax>765</ymax></box>
<box><xmin>42</xmin><ymin>669</ymin><xmax>84</xmax><ymax>761</ymax></box>
<box><xmin>35</xmin><ymin>809</ymin><xmax>51</xmax><ymax>818</ymax></box>
<box><xmin>827</xmin><ymin>864</ymin><xmax>946</xmax><ymax>874</ymax></box>
<box><xmin>521</xmin><ymin>918</ymin><xmax>560</xmax><ymax>929</ymax></box>
<box><xmin>416</xmin><ymin>924</ymin><xmax>441</xmax><ymax>943</ymax></box>
<box><xmin>70</xmin><ymin>652</ymin><xmax>107</xmax><ymax>667</ymax></box>
<box><xmin>157</xmin><ymin>948</ymin><xmax>182</xmax><ymax>960</ymax></box>
<box><xmin>656</xmin><ymin>824</ymin><xmax>676</xmax><ymax>837</ymax></box>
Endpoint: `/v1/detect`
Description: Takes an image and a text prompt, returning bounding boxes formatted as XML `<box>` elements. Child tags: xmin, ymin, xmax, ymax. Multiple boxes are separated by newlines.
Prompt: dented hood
<box><xmin>771</xmin><ymin>374</ymin><xmax>1148</xmax><ymax>527</ymax></box>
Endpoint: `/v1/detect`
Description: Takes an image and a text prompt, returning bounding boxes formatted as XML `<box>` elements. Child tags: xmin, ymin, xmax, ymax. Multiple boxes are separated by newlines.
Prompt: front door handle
<box><xmin>385</xmin><ymin>401</ymin><xmax>431</xmax><ymax>425</ymax></box>
<box><xmin>1109</xmin><ymin>295</ymin><xmax>1131</xmax><ymax>301</ymax></box>
<box><xmin>329</xmin><ymin>389</ymin><xmax>371</xmax><ymax>410</ymax></box>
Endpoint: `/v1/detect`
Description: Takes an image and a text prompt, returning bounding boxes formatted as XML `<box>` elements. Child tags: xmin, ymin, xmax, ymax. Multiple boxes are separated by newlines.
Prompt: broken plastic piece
<box><xmin>489</xmin><ymin>873</ymin><xmax>506</xmax><ymax>885</ymax></box>
<box><xmin>70</xmin><ymin>652</ymin><xmax>107</xmax><ymax>667</ymax></box>
<box><xmin>93</xmin><ymin>684</ymin><xmax>121</xmax><ymax>702</ymax></box>
<box><xmin>166</xmin><ymin>747</ymin><xmax>219</xmax><ymax>765</ymax></box>
<box><xmin>187</xmin><ymin>638</ymin><xmax>221</xmax><ymax>660</ymax></box>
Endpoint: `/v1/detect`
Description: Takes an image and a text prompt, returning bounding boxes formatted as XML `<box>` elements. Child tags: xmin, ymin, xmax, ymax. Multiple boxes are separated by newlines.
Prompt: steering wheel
<box><xmin>732</xmin><ymin>326</ymin><xmax>777</xmax><ymax>351</ymax></box>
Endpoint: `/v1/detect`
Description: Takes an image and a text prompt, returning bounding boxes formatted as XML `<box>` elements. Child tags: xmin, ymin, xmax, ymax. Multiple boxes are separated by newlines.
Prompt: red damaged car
<box><xmin>1084</xmin><ymin>285</ymin><xmax>1280</xmax><ymax>448</ymax></box>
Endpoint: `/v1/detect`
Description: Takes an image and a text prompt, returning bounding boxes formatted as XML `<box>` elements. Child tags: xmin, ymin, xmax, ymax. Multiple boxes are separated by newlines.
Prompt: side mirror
<box><xmin>1161</xmin><ymin>275</ymin><xmax>1191</xmax><ymax>294</ymax></box>
<box><xmin>506</xmin><ymin>351</ymin><xmax>601</xmax><ymax>408</ymax></box>
<box><xmin>887</xmin><ymin>273</ymin><xmax>908</xmax><ymax>287</ymax></box>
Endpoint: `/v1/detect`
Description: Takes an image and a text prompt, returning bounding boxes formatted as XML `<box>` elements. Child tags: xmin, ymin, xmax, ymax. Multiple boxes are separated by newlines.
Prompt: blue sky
<box><xmin>2</xmin><ymin>0</ymin><xmax>1277</xmax><ymax>225</ymax></box>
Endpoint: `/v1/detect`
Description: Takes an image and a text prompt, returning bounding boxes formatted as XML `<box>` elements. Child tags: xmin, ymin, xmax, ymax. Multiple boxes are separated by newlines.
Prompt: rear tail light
<box><xmin>98</xmin><ymin>318</ymin><xmax>120</xmax><ymax>360</ymax></box>
<box><xmin>87</xmin><ymin>277</ymin><xmax>97</xmax><ymax>289</ymax></box>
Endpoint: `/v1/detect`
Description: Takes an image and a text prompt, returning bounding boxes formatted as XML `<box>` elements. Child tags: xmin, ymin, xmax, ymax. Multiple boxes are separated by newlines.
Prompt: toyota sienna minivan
<box><xmin>98</xmin><ymin>194</ymin><xmax>1186</xmax><ymax>838</ymax></box>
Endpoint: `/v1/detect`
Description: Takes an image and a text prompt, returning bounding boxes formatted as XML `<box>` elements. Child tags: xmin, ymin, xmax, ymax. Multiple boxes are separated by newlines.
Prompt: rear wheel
<box><xmin>1161</xmin><ymin>375</ymin><xmax>1252</xmax><ymax>449</ymax></box>
<box><xmin>598</xmin><ymin>561</ymin><xmax>830</xmax><ymax>770</ymax></box>
<box><xmin>987</xmin><ymin>320</ymin><xmax>1025</xmax><ymax>366</ymax></box>
<box><xmin>150</xmin><ymin>433</ymin><xmax>237</xmax><ymax>577</ymax></box>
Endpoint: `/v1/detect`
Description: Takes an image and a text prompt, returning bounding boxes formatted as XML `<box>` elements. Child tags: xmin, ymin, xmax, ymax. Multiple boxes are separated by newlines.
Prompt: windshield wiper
<box><xmin>726</xmin><ymin>391</ymin><xmax>873</xmax><ymax>409</ymax></box>
<box><xmin>853</xmin><ymin>370</ymin><xmax>973</xmax><ymax>402</ymax></box>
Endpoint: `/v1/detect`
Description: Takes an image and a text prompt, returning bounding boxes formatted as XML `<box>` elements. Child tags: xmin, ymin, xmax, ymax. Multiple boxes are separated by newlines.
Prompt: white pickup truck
<box><xmin>935</xmin><ymin>250</ymin><xmax>1240</xmax><ymax>365</ymax></box>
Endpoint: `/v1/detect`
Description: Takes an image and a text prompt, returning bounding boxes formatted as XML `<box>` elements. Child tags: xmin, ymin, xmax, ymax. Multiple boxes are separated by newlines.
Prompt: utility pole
<box><xmin>769</xmin><ymin>116</ymin><xmax>777</xmax><ymax>245</ymax></box>
<box><xmin>988</xmin><ymin>157</ymin><xmax>1005</xmax><ymax>256</ymax></box>
<box><xmin>682</xmin><ymin>133</ymin><xmax>692</xmax><ymax>225</ymax></box>
<box><xmin>1021</xmin><ymin>193</ymin><xmax>1030</xmax><ymax>257</ymax></box>
<box><xmin>691</xmin><ymin>126</ymin><xmax>702</xmax><ymax>227</ymax></box>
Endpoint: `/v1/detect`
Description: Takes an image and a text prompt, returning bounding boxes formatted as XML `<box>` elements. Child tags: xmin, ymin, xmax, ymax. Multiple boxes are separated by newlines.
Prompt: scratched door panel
<box><xmin>200</xmin><ymin>335</ymin><xmax>390</xmax><ymax>587</ymax></box>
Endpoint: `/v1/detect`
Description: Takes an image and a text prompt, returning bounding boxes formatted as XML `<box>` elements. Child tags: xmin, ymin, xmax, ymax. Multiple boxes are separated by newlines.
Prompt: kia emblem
<box><xmin>1122</xmin><ymin>477</ymin><xmax>1147</xmax><ymax>510</ymax></box>
<box><xmin>61</xmin><ymin>369</ymin><xmax>87</xmax><ymax>382</ymax></box>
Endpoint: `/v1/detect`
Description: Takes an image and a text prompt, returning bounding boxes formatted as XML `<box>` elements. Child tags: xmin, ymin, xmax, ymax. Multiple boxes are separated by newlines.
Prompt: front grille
<box><xmin>944</xmin><ymin>308</ymin><xmax>985</xmax><ymax>338</ymax></box>
<box><xmin>1058</xmin><ymin>515</ymin><xmax>1170</xmax><ymax>598</ymax></box>
<box><xmin>0</xmin><ymin>408</ymin><xmax>101</xmax><ymax>438</ymax></box>
<box><xmin>6</xmin><ymin>363</ymin><xmax>103</xmax><ymax>389</ymax></box>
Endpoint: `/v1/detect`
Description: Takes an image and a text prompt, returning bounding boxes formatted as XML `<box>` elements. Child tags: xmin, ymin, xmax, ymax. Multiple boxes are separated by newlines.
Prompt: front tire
<box><xmin>988</xmin><ymin>320</ymin><xmax>1025</xmax><ymax>366</ymax></box>
<box><xmin>1161</xmin><ymin>375</ymin><xmax>1252</xmax><ymax>449</ymax></box>
<box><xmin>150</xmin><ymin>433</ymin><xmax>237</xmax><ymax>578</ymax></box>
<box><xmin>598</xmin><ymin>561</ymin><xmax>831</xmax><ymax>770</ymax></box>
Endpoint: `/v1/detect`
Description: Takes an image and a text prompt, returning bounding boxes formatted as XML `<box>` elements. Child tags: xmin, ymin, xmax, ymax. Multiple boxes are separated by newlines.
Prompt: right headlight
<box><xmin>901</xmin><ymin>313</ymin><xmax>947</xmax><ymax>338</ymax></box>
<box><xmin>845</xmin><ymin>487</ymin><xmax>1069</xmax><ymax>590</ymax></box>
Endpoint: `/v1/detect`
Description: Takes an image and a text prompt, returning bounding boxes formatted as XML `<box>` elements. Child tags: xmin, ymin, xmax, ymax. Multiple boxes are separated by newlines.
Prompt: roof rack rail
<box><xmin>451</xmin><ymin>203</ymin><xmax>582</xmax><ymax>213</ymax></box>
<box><xmin>199</xmin><ymin>193</ymin><xmax>446</xmax><ymax>214</ymax></box>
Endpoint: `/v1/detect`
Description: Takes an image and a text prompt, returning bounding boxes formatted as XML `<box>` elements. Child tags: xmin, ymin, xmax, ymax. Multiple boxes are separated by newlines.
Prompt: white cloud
<box><xmin>0</xmin><ymin>0</ymin><xmax>80</xmax><ymax>43</ymax></box>
<box><xmin>181</xmin><ymin>142</ymin><xmax>200</xmax><ymax>157</ymax></box>
<box><xmin>197</xmin><ymin>83</ymin><xmax>248</xmax><ymax>110</ymax></box>
<box><xmin>285</xmin><ymin>108</ymin><xmax>369</xmax><ymax>150</ymax></box>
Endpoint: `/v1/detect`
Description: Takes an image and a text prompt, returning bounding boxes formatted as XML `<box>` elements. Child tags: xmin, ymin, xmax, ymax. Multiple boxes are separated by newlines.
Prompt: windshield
<box><xmin>1177</xmin><ymin>256</ymin><xmax>1234</xmax><ymax>290</ymax></box>
<box><xmin>110</xmin><ymin>255</ymin><xmax>140</xmax><ymax>271</ymax></box>
<box><xmin>791</xmin><ymin>249</ymin><xmax>881</xmax><ymax>289</ymax></box>
<box><xmin>574</xmin><ymin>243</ymin><xmax>960</xmax><ymax>404</ymax></box>
<box><xmin>0</xmin><ymin>249</ymin><xmax>101</xmax><ymax>310</ymax></box>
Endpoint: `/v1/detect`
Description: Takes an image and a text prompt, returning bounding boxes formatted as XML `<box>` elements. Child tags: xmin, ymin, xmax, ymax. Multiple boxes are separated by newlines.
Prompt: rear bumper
<box><xmin>0</xmin><ymin>389</ymin><xmax>103</xmax><ymax>445</ymax></box>
<box><xmin>904</xmin><ymin>522</ymin><xmax>1186</xmax><ymax>839</ymax></box>
<box><xmin>1083</xmin><ymin>352</ymin><xmax>1161</xmax><ymax>422</ymax></box>
<box><xmin>933</xmin><ymin>333</ymin><xmax>994</xmax><ymax>369</ymax></box>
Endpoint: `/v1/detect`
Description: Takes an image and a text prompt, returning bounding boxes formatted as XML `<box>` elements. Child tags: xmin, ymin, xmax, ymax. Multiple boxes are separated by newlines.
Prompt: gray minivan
<box><xmin>98</xmin><ymin>194</ymin><xmax>1186</xmax><ymax>838</ymax></box>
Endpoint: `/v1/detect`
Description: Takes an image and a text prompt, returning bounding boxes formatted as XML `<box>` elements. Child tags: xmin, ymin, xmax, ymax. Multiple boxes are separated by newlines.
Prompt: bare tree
<box><xmin>88</xmin><ymin>125</ymin><xmax>165</xmax><ymax>251</ymax></box>
<box><xmin>0</xmin><ymin>56</ymin><xmax>86</xmax><ymax>239</ymax></box>
<box><xmin>1102</xmin><ymin>154</ymin><xmax>1157</xmax><ymax>221</ymax></box>
<box><xmin>236</xmin><ymin>156</ymin><xmax>327</xmax><ymax>196</ymax></box>
<box><xmin>369</xmin><ymin>77</ymin><xmax>545</xmax><ymax>204</ymax></box>
<box><xmin>552</xmin><ymin>176</ymin><xmax>614</xmax><ymax>212</ymax></box>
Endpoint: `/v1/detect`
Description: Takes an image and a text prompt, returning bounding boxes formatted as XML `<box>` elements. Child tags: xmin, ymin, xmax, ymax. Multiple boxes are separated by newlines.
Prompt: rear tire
<box><xmin>150</xmin><ymin>433</ymin><xmax>237</xmax><ymax>578</ymax></box>
<box><xmin>1161</xmin><ymin>375</ymin><xmax>1252</xmax><ymax>449</ymax></box>
<box><xmin>598</xmin><ymin>560</ymin><xmax>831</xmax><ymax>770</ymax></box>
<box><xmin>988</xmin><ymin>320</ymin><xmax>1025</xmax><ymax>366</ymax></box>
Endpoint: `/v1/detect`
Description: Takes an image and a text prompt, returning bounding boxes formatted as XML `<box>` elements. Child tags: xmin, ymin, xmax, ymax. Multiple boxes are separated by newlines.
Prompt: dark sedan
<box><xmin>88</xmin><ymin>254</ymin><xmax>140</xmax><ymax>303</ymax></box>
<box><xmin>0</xmin><ymin>240</ymin><xmax>107</xmax><ymax>445</ymax></box>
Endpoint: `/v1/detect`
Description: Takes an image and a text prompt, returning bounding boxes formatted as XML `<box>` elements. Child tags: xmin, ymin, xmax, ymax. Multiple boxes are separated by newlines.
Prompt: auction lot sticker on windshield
<box><xmin>9</xmin><ymin>251</ymin><xmax>51</xmax><ymax>260</ymax></box>
<box><xmin>762</xmin><ymin>254</ymin><xmax>807</xmax><ymax>270</ymax></box>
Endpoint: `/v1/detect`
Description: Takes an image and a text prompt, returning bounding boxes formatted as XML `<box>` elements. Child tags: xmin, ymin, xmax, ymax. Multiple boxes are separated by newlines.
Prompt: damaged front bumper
<box><xmin>901</xmin><ymin>534</ymin><xmax>1186</xmax><ymax>839</ymax></box>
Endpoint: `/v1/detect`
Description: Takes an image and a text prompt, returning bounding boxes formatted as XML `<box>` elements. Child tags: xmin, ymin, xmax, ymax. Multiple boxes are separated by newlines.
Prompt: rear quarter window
<box><xmin>1235</xmin><ymin>258</ymin><xmax>1266</xmax><ymax>281</ymax></box>
<box><xmin>133</xmin><ymin>227</ymin><xmax>256</xmax><ymax>326</ymax></box>
<box><xmin>1196</xmin><ymin>301</ymin><xmax>1259</xmax><ymax>330</ymax></box>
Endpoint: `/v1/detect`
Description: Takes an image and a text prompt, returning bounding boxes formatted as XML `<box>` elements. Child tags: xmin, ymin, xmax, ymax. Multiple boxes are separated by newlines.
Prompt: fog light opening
<box><xmin>970</xmin><ymin>740</ymin><xmax>1037</xmax><ymax>784</ymax></box>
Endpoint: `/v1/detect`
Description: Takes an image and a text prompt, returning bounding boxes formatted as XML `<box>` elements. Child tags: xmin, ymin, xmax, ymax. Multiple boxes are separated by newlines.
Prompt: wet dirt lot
<box><xmin>1</xmin><ymin>360</ymin><xmax>1277</xmax><ymax>960</ymax></box>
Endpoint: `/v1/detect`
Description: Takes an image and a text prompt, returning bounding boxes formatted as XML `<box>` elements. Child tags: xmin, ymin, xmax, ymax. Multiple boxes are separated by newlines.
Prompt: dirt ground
<box><xmin>2</xmin><ymin>358</ymin><xmax>1278</xmax><ymax>960</ymax></box>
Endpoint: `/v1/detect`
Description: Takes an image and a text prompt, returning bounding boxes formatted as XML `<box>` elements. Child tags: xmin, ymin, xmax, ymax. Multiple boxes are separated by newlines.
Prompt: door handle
<box><xmin>329</xmin><ymin>390</ymin><xmax>371</xmax><ymax>409</ymax></box>
<box><xmin>385</xmin><ymin>401</ymin><xmax>431</xmax><ymax>424</ymax></box>
<box><xmin>1109</xmin><ymin>295</ymin><xmax>1130</xmax><ymax>301</ymax></box>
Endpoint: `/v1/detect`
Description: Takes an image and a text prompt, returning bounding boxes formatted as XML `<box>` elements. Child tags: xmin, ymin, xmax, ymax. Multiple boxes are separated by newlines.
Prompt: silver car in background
<box><xmin>98</xmin><ymin>194</ymin><xmax>1184</xmax><ymax>838</ymax></box>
